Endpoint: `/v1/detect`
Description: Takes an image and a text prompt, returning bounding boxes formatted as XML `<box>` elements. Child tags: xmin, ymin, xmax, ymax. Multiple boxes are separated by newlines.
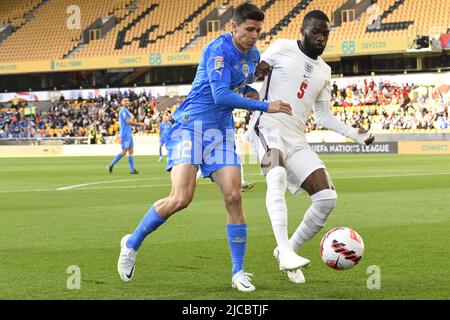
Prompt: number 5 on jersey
<box><xmin>297</xmin><ymin>81</ymin><xmax>308</xmax><ymax>99</ymax></box>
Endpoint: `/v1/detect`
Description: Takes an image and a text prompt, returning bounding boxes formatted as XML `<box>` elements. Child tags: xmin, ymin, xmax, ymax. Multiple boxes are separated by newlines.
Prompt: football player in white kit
<box><xmin>247</xmin><ymin>10</ymin><xmax>375</xmax><ymax>283</ymax></box>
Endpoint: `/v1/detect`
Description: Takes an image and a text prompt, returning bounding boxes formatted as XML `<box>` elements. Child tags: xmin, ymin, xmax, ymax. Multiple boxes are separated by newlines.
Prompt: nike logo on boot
<box><xmin>126</xmin><ymin>266</ymin><xmax>134</xmax><ymax>279</ymax></box>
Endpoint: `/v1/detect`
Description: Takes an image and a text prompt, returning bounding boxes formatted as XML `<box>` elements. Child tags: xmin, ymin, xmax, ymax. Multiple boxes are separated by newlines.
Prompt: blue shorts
<box><xmin>165</xmin><ymin>120</ymin><xmax>240</xmax><ymax>179</ymax></box>
<box><xmin>121</xmin><ymin>137</ymin><xmax>134</xmax><ymax>150</ymax></box>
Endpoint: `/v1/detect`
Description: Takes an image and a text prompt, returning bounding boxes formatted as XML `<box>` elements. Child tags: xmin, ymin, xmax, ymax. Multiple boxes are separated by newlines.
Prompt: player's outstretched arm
<box><xmin>314</xmin><ymin>100</ymin><xmax>374</xmax><ymax>145</ymax></box>
<box><xmin>210</xmin><ymin>80</ymin><xmax>290</xmax><ymax>116</ymax></box>
<box><xmin>243</xmin><ymin>86</ymin><xmax>292</xmax><ymax>115</ymax></box>
<box><xmin>126</xmin><ymin>118</ymin><xmax>146</xmax><ymax>127</ymax></box>
<box><xmin>206</xmin><ymin>43</ymin><xmax>291</xmax><ymax>115</ymax></box>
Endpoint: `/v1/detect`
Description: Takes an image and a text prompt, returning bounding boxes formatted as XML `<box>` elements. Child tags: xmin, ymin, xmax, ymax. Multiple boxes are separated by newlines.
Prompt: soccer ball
<box><xmin>320</xmin><ymin>227</ymin><xmax>364</xmax><ymax>270</ymax></box>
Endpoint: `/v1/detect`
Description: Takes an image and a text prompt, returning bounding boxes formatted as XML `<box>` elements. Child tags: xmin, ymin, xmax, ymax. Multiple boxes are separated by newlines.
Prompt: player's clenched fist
<box><xmin>254</xmin><ymin>61</ymin><xmax>272</xmax><ymax>79</ymax></box>
<box><xmin>268</xmin><ymin>100</ymin><xmax>292</xmax><ymax>115</ymax></box>
<box><xmin>357</xmin><ymin>128</ymin><xmax>375</xmax><ymax>145</ymax></box>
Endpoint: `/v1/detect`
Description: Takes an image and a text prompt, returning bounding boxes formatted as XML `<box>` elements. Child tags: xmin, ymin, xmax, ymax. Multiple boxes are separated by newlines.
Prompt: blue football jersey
<box><xmin>173</xmin><ymin>32</ymin><xmax>260</xmax><ymax>126</ymax></box>
<box><xmin>118</xmin><ymin>107</ymin><xmax>132</xmax><ymax>139</ymax></box>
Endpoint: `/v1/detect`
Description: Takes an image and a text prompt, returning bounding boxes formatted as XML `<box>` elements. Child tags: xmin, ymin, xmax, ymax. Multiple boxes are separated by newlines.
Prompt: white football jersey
<box><xmin>258</xmin><ymin>39</ymin><xmax>332</xmax><ymax>135</ymax></box>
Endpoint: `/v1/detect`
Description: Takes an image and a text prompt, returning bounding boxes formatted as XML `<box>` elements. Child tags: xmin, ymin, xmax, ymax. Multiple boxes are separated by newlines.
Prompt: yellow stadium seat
<box><xmin>1</xmin><ymin>0</ymin><xmax>448</xmax><ymax>62</ymax></box>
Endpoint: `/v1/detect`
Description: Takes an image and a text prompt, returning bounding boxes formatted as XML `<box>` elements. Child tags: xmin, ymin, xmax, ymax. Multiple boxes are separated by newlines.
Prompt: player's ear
<box><xmin>231</xmin><ymin>21</ymin><xmax>238</xmax><ymax>33</ymax></box>
<box><xmin>300</xmin><ymin>26</ymin><xmax>305</xmax><ymax>38</ymax></box>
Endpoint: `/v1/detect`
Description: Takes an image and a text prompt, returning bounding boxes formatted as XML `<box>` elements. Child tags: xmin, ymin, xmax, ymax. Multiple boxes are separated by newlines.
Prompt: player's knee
<box><xmin>266</xmin><ymin>166</ymin><xmax>287</xmax><ymax>184</ymax></box>
<box><xmin>223</xmin><ymin>189</ymin><xmax>241</xmax><ymax>207</ymax></box>
<box><xmin>312</xmin><ymin>189</ymin><xmax>337</xmax><ymax>215</ymax></box>
<box><xmin>261</xmin><ymin>150</ymin><xmax>285</xmax><ymax>175</ymax></box>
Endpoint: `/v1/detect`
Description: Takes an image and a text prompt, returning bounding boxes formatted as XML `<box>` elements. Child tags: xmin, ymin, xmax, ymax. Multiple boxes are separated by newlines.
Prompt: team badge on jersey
<box><xmin>242</xmin><ymin>63</ymin><xmax>250</xmax><ymax>77</ymax></box>
<box><xmin>305</xmin><ymin>62</ymin><xmax>314</xmax><ymax>74</ymax></box>
<box><xmin>214</xmin><ymin>56</ymin><xmax>224</xmax><ymax>70</ymax></box>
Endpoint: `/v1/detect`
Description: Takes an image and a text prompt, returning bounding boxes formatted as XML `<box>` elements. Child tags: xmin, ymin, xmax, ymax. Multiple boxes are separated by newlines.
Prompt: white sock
<box><xmin>240</xmin><ymin>165</ymin><xmax>245</xmax><ymax>185</ymax></box>
<box><xmin>290</xmin><ymin>189</ymin><xmax>337</xmax><ymax>252</ymax></box>
<box><xmin>265</xmin><ymin>166</ymin><xmax>290</xmax><ymax>253</ymax></box>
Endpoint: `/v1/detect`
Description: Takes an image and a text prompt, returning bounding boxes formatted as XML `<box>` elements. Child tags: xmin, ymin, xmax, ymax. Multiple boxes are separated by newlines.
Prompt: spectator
<box><xmin>1</xmin><ymin>83</ymin><xmax>449</xmax><ymax>139</ymax></box>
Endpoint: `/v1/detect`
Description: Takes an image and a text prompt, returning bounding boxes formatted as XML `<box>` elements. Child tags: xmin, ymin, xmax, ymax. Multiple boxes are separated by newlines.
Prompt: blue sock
<box><xmin>110</xmin><ymin>153</ymin><xmax>123</xmax><ymax>167</ymax></box>
<box><xmin>126</xmin><ymin>206</ymin><xmax>166</xmax><ymax>251</ymax></box>
<box><xmin>159</xmin><ymin>147</ymin><xmax>162</xmax><ymax>157</ymax></box>
<box><xmin>128</xmin><ymin>156</ymin><xmax>135</xmax><ymax>171</ymax></box>
<box><xmin>226</xmin><ymin>224</ymin><xmax>247</xmax><ymax>276</ymax></box>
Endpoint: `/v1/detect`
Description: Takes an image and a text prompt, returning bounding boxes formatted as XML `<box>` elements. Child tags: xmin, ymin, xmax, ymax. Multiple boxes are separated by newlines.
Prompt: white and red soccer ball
<box><xmin>320</xmin><ymin>227</ymin><xmax>365</xmax><ymax>270</ymax></box>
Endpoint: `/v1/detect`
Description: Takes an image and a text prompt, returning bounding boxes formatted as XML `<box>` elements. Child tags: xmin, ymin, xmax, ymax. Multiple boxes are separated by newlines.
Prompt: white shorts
<box><xmin>284</xmin><ymin>148</ymin><xmax>327</xmax><ymax>195</ymax></box>
<box><xmin>247</xmin><ymin>113</ymin><xmax>326</xmax><ymax>195</ymax></box>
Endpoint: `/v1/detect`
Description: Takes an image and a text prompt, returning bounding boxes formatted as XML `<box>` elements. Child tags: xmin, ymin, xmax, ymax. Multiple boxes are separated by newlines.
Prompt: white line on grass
<box><xmin>77</xmin><ymin>172</ymin><xmax>450</xmax><ymax>191</ymax></box>
<box><xmin>0</xmin><ymin>188</ymin><xmax>56</xmax><ymax>194</ymax></box>
<box><xmin>333</xmin><ymin>172</ymin><xmax>450</xmax><ymax>179</ymax></box>
<box><xmin>248</xmin><ymin>172</ymin><xmax>450</xmax><ymax>180</ymax></box>
<box><xmin>1</xmin><ymin>172</ymin><xmax>449</xmax><ymax>194</ymax></box>
<box><xmin>0</xmin><ymin>177</ymin><xmax>168</xmax><ymax>193</ymax></box>
<box><xmin>57</xmin><ymin>178</ymin><xmax>149</xmax><ymax>190</ymax></box>
<box><xmin>246</xmin><ymin>169</ymin><xmax>430</xmax><ymax>176</ymax></box>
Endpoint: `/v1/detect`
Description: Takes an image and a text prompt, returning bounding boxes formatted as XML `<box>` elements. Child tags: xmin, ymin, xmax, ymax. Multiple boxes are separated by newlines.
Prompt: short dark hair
<box><xmin>303</xmin><ymin>10</ymin><xmax>330</xmax><ymax>27</ymax></box>
<box><xmin>232</xmin><ymin>3</ymin><xmax>265</xmax><ymax>25</ymax></box>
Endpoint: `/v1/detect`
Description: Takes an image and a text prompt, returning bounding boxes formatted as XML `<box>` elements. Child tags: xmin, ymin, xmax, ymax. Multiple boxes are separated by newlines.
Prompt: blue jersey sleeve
<box><xmin>205</xmin><ymin>45</ymin><xmax>269</xmax><ymax>112</ymax></box>
<box><xmin>243</xmin><ymin>85</ymin><xmax>258</xmax><ymax>95</ymax></box>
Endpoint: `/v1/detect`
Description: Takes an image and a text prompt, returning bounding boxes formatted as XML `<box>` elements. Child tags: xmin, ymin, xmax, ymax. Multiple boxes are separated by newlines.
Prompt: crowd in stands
<box><xmin>1</xmin><ymin>80</ymin><xmax>449</xmax><ymax>141</ymax></box>
<box><xmin>305</xmin><ymin>79</ymin><xmax>450</xmax><ymax>133</ymax></box>
<box><xmin>0</xmin><ymin>89</ymin><xmax>170</xmax><ymax>141</ymax></box>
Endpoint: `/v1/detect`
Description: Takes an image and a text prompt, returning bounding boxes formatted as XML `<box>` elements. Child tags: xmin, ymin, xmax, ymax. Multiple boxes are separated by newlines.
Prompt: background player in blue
<box><xmin>158</xmin><ymin>113</ymin><xmax>172</xmax><ymax>162</ymax></box>
<box><xmin>108</xmin><ymin>98</ymin><xmax>145</xmax><ymax>174</ymax></box>
<box><xmin>117</xmin><ymin>3</ymin><xmax>291</xmax><ymax>292</ymax></box>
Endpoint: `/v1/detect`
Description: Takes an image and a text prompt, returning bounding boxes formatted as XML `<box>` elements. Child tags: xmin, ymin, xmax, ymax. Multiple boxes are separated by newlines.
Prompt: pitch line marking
<box><xmin>57</xmin><ymin>177</ymin><xmax>167</xmax><ymax>191</ymax></box>
<box><xmin>1</xmin><ymin>172</ymin><xmax>449</xmax><ymax>194</ymax></box>
<box><xmin>68</xmin><ymin>172</ymin><xmax>450</xmax><ymax>191</ymax></box>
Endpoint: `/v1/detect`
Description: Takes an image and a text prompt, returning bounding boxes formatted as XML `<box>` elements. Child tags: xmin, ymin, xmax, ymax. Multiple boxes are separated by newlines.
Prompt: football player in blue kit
<box><xmin>108</xmin><ymin>98</ymin><xmax>145</xmax><ymax>174</ymax></box>
<box><xmin>158</xmin><ymin>113</ymin><xmax>172</xmax><ymax>162</ymax></box>
<box><xmin>117</xmin><ymin>3</ymin><xmax>291</xmax><ymax>292</ymax></box>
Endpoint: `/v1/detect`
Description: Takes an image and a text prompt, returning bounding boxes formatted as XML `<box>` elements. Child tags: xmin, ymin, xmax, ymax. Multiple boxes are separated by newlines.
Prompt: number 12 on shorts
<box><xmin>297</xmin><ymin>81</ymin><xmax>308</xmax><ymax>99</ymax></box>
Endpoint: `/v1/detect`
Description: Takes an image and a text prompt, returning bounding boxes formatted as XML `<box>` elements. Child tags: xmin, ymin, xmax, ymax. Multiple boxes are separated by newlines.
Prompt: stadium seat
<box><xmin>0</xmin><ymin>0</ymin><xmax>134</xmax><ymax>62</ymax></box>
<box><xmin>1</xmin><ymin>0</ymin><xmax>449</xmax><ymax>61</ymax></box>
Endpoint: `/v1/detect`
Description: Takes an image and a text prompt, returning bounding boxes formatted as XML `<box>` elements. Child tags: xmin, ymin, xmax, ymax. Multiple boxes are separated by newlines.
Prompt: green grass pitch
<box><xmin>0</xmin><ymin>154</ymin><xmax>449</xmax><ymax>299</ymax></box>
